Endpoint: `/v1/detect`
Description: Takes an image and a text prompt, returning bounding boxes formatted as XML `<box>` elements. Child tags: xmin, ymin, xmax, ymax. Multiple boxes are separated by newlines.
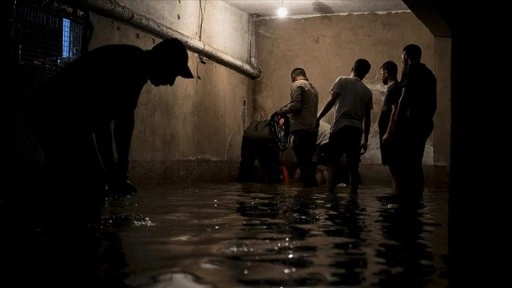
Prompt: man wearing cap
<box><xmin>31</xmin><ymin>38</ymin><xmax>194</xmax><ymax>208</ymax></box>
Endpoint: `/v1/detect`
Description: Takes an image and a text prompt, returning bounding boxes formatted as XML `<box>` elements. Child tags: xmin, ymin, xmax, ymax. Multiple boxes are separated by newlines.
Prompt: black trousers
<box><xmin>393</xmin><ymin>124</ymin><xmax>433</xmax><ymax>200</ymax></box>
<box><xmin>326</xmin><ymin>126</ymin><xmax>363</xmax><ymax>191</ymax></box>
<box><xmin>291</xmin><ymin>129</ymin><xmax>318</xmax><ymax>187</ymax></box>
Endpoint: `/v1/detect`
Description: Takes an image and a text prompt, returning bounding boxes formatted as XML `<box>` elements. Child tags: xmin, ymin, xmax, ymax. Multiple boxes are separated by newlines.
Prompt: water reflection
<box><xmin>1</xmin><ymin>183</ymin><xmax>448</xmax><ymax>287</ymax></box>
<box><xmin>375</xmin><ymin>194</ymin><xmax>442</xmax><ymax>287</ymax></box>
<box><xmin>324</xmin><ymin>192</ymin><xmax>368</xmax><ymax>286</ymax></box>
<box><xmin>234</xmin><ymin>185</ymin><xmax>324</xmax><ymax>286</ymax></box>
<box><xmin>231</xmin><ymin>185</ymin><xmax>447</xmax><ymax>287</ymax></box>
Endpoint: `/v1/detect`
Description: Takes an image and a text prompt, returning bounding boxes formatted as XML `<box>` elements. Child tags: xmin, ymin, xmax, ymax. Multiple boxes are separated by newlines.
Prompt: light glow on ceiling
<box><xmin>277</xmin><ymin>0</ymin><xmax>287</xmax><ymax>18</ymax></box>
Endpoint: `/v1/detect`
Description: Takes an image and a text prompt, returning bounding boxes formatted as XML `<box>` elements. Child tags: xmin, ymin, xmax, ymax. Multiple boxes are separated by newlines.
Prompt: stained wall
<box><xmin>254</xmin><ymin>11</ymin><xmax>450</xmax><ymax>186</ymax></box>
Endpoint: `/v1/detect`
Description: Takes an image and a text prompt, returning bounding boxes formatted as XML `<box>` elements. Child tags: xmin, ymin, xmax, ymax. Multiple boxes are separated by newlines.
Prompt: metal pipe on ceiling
<box><xmin>82</xmin><ymin>0</ymin><xmax>261</xmax><ymax>79</ymax></box>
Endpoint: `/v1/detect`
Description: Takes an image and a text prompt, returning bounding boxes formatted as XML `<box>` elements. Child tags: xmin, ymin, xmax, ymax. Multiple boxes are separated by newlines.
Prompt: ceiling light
<box><xmin>277</xmin><ymin>7</ymin><xmax>287</xmax><ymax>17</ymax></box>
<box><xmin>277</xmin><ymin>0</ymin><xmax>287</xmax><ymax>17</ymax></box>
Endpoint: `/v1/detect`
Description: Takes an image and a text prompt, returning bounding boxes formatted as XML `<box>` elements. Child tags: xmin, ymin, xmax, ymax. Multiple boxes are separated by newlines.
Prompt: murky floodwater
<box><xmin>97</xmin><ymin>183</ymin><xmax>448</xmax><ymax>287</ymax></box>
<box><xmin>2</xmin><ymin>182</ymin><xmax>448</xmax><ymax>287</ymax></box>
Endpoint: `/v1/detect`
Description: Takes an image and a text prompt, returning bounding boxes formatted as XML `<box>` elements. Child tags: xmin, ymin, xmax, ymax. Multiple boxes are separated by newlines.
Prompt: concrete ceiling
<box><xmin>222</xmin><ymin>0</ymin><xmax>410</xmax><ymax>18</ymax></box>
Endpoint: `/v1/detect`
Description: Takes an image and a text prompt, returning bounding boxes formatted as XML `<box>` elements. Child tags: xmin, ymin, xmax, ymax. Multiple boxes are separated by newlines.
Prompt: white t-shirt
<box><xmin>317</xmin><ymin>121</ymin><xmax>330</xmax><ymax>145</ymax></box>
<box><xmin>329</xmin><ymin>76</ymin><xmax>373</xmax><ymax>132</ymax></box>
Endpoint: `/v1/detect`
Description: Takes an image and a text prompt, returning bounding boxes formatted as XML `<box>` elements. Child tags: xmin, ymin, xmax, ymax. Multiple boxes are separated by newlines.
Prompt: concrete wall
<box><xmin>254</xmin><ymin>11</ymin><xmax>450</xmax><ymax>186</ymax></box>
<box><xmin>433</xmin><ymin>36</ymin><xmax>451</xmax><ymax>166</ymax></box>
<box><xmin>13</xmin><ymin>1</ymin><xmax>450</xmax><ymax>188</ymax></box>
<box><xmin>88</xmin><ymin>7</ymin><xmax>451</xmax><ymax>187</ymax></box>
<box><xmin>115</xmin><ymin>0</ymin><xmax>252</xmax><ymax>61</ymax></box>
<box><xmin>87</xmin><ymin>0</ymin><xmax>254</xmax><ymax>185</ymax></box>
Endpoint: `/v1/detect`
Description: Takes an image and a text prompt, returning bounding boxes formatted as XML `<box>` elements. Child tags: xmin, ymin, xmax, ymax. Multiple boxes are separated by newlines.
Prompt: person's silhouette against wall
<box><xmin>30</xmin><ymin>38</ymin><xmax>194</xmax><ymax>223</ymax></box>
<box><xmin>237</xmin><ymin>113</ymin><xmax>290</xmax><ymax>184</ymax></box>
<box><xmin>277</xmin><ymin>67</ymin><xmax>319</xmax><ymax>188</ymax></box>
<box><xmin>316</xmin><ymin>59</ymin><xmax>373</xmax><ymax>194</ymax></box>
<box><xmin>392</xmin><ymin>44</ymin><xmax>437</xmax><ymax>202</ymax></box>
<box><xmin>378</xmin><ymin>61</ymin><xmax>401</xmax><ymax>192</ymax></box>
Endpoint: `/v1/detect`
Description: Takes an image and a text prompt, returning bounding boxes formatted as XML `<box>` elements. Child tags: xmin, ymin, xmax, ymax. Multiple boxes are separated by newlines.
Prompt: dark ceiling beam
<box><xmin>402</xmin><ymin>0</ymin><xmax>452</xmax><ymax>37</ymax></box>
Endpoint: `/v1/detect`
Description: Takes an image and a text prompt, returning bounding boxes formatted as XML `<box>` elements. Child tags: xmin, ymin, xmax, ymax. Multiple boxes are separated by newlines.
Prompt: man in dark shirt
<box><xmin>237</xmin><ymin>114</ymin><xmax>290</xmax><ymax>183</ymax></box>
<box><xmin>31</xmin><ymin>38</ymin><xmax>194</xmax><ymax>214</ymax></box>
<box><xmin>378</xmin><ymin>60</ymin><xmax>401</xmax><ymax>192</ymax></box>
<box><xmin>391</xmin><ymin>44</ymin><xmax>437</xmax><ymax>200</ymax></box>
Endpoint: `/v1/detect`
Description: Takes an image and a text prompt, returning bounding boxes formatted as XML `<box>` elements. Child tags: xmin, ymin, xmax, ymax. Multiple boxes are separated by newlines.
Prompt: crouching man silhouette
<box><xmin>31</xmin><ymin>38</ymin><xmax>194</xmax><ymax>221</ymax></box>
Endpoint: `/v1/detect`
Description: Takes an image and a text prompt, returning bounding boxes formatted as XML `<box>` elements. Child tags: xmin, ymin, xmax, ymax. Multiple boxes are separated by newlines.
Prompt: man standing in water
<box><xmin>316</xmin><ymin>59</ymin><xmax>373</xmax><ymax>194</ymax></box>
<box><xmin>390</xmin><ymin>44</ymin><xmax>437</xmax><ymax>201</ymax></box>
<box><xmin>31</xmin><ymin>38</ymin><xmax>194</xmax><ymax>221</ymax></box>
<box><xmin>378</xmin><ymin>60</ymin><xmax>401</xmax><ymax>192</ymax></box>
<box><xmin>277</xmin><ymin>67</ymin><xmax>319</xmax><ymax>188</ymax></box>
